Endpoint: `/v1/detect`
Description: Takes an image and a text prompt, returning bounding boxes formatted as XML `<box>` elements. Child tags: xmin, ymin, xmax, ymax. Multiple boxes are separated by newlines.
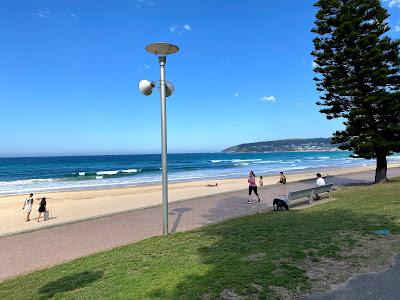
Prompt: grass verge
<box><xmin>1</xmin><ymin>178</ymin><xmax>400</xmax><ymax>299</ymax></box>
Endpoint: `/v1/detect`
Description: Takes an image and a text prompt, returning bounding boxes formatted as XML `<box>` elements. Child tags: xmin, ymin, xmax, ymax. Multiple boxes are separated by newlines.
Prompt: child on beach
<box><xmin>22</xmin><ymin>193</ymin><xmax>34</xmax><ymax>222</ymax></box>
<box><xmin>259</xmin><ymin>176</ymin><xmax>263</xmax><ymax>186</ymax></box>
<box><xmin>248</xmin><ymin>171</ymin><xmax>261</xmax><ymax>204</ymax></box>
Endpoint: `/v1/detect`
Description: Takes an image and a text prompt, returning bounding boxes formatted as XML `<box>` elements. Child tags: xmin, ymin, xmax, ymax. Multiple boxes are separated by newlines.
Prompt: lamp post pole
<box><xmin>159</xmin><ymin>55</ymin><xmax>169</xmax><ymax>236</ymax></box>
<box><xmin>142</xmin><ymin>42</ymin><xmax>179</xmax><ymax>236</ymax></box>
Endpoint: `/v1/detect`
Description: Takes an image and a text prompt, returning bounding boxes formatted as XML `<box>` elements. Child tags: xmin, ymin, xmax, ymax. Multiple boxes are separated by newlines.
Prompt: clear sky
<box><xmin>0</xmin><ymin>0</ymin><xmax>399</xmax><ymax>157</ymax></box>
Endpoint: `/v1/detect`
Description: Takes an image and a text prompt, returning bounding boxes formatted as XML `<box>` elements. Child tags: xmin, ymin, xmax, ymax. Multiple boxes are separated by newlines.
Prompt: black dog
<box><xmin>273</xmin><ymin>198</ymin><xmax>289</xmax><ymax>211</ymax></box>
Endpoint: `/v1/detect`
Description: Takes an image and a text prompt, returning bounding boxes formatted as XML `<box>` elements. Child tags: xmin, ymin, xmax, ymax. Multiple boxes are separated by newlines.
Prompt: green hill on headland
<box><xmin>222</xmin><ymin>138</ymin><xmax>338</xmax><ymax>153</ymax></box>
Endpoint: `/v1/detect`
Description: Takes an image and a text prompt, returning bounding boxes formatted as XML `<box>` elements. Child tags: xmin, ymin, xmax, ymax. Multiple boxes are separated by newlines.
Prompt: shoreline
<box><xmin>0</xmin><ymin>160</ymin><xmax>377</xmax><ymax>197</ymax></box>
<box><xmin>1</xmin><ymin>164</ymin><xmax>399</xmax><ymax>235</ymax></box>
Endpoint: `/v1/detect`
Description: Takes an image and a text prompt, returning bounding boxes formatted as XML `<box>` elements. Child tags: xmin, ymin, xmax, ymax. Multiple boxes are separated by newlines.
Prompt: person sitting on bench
<box><xmin>315</xmin><ymin>173</ymin><xmax>326</xmax><ymax>200</ymax></box>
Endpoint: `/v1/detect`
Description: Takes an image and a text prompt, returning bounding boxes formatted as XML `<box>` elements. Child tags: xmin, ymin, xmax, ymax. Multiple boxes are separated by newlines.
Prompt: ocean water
<box><xmin>0</xmin><ymin>152</ymin><xmax>399</xmax><ymax>195</ymax></box>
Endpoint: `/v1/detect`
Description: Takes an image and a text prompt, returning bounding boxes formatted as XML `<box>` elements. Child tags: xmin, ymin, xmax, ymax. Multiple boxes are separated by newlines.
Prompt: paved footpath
<box><xmin>1</xmin><ymin>168</ymin><xmax>400</xmax><ymax>282</ymax></box>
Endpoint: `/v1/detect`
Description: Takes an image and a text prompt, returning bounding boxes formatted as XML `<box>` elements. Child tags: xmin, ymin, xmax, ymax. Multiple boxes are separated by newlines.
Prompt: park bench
<box><xmin>287</xmin><ymin>184</ymin><xmax>333</xmax><ymax>208</ymax></box>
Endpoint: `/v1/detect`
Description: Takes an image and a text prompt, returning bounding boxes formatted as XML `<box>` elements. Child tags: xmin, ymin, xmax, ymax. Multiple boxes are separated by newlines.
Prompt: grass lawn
<box><xmin>1</xmin><ymin>178</ymin><xmax>400</xmax><ymax>299</ymax></box>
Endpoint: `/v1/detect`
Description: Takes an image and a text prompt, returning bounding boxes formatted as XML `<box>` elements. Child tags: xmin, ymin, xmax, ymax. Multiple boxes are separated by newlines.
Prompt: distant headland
<box><xmin>222</xmin><ymin>138</ymin><xmax>339</xmax><ymax>153</ymax></box>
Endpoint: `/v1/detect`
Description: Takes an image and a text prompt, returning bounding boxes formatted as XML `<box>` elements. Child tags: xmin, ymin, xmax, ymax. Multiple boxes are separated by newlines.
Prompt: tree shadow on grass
<box><xmin>38</xmin><ymin>270</ymin><xmax>103</xmax><ymax>299</ymax></box>
<box><xmin>148</xmin><ymin>187</ymin><xmax>400</xmax><ymax>299</ymax></box>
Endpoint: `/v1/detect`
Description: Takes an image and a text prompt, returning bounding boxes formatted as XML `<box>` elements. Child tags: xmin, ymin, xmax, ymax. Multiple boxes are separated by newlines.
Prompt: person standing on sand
<box><xmin>22</xmin><ymin>193</ymin><xmax>34</xmax><ymax>222</ymax></box>
<box><xmin>259</xmin><ymin>176</ymin><xmax>264</xmax><ymax>187</ymax></box>
<box><xmin>37</xmin><ymin>197</ymin><xmax>47</xmax><ymax>222</ymax></box>
<box><xmin>248</xmin><ymin>171</ymin><xmax>261</xmax><ymax>204</ymax></box>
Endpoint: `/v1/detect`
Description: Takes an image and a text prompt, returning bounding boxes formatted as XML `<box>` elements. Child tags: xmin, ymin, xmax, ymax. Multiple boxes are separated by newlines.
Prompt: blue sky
<box><xmin>0</xmin><ymin>0</ymin><xmax>399</xmax><ymax>157</ymax></box>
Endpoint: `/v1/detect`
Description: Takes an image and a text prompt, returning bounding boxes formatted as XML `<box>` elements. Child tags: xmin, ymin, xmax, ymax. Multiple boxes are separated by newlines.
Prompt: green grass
<box><xmin>2</xmin><ymin>178</ymin><xmax>400</xmax><ymax>299</ymax></box>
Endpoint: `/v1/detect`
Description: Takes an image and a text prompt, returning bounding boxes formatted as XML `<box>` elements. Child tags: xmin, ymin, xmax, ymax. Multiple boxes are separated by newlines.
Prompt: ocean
<box><xmin>1</xmin><ymin>152</ymin><xmax>399</xmax><ymax>195</ymax></box>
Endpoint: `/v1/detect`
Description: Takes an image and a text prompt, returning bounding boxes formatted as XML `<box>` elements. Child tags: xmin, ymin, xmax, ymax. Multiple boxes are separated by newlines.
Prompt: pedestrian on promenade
<box><xmin>248</xmin><ymin>171</ymin><xmax>261</xmax><ymax>204</ymax></box>
<box><xmin>37</xmin><ymin>197</ymin><xmax>47</xmax><ymax>222</ymax></box>
<box><xmin>22</xmin><ymin>193</ymin><xmax>34</xmax><ymax>222</ymax></box>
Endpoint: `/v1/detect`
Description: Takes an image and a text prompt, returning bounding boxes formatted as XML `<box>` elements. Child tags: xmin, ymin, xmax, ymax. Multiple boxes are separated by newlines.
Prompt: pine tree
<box><xmin>312</xmin><ymin>0</ymin><xmax>400</xmax><ymax>183</ymax></box>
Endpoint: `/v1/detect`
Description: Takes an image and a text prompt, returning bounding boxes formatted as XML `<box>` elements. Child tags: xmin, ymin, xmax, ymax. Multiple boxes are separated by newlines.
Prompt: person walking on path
<box><xmin>248</xmin><ymin>171</ymin><xmax>261</xmax><ymax>204</ymax></box>
<box><xmin>37</xmin><ymin>197</ymin><xmax>47</xmax><ymax>222</ymax></box>
<box><xmin>22</xmin><ymin>193</ymin><xmax>34</xmax><ymax>222</ymax></box>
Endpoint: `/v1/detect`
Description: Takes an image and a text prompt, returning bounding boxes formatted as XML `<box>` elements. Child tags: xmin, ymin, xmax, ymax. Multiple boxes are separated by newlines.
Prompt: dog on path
<box><xmin>273</xmin><ymin>198</ymin><xmax>289</xmax><ymax>211</ymax></box>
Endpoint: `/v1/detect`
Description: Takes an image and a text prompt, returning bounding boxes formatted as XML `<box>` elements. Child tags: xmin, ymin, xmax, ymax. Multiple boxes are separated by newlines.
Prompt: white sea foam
<box><xmin>254</xmin><ymin>160</ymin><xmax>278</xmax><ymax>164</ymax></box>
<box><xmin>78</xmin><ymin>172</ymin><xmax>86</xmax><ymax>176</ymax></box>
<box><xmin>121</xmin><ymin>169</ymin><xmax>138</xmax><ymax>173</ymax></box>
<box><xmin>0</xmin><ymin>178</ymin><xmax>55</xmax><ymax>186</ymax></box>
<box><xmin>211</xmin><ymin>159</ymin><xmax>263</xmax><ymax>164</ymax></box>
<box><xmin>234</xmin><ymin>163</ymin><xmax>249</xmax><ymax>166</ymax></box>
<box><xmin>231</xmin><ymin>159</ymin><xmax>262</xmax><ymax>163</ymax></box>
<box><xmin>96</xmin><ymin>171</ymin><xmax>119</xmax><ymax>176</ymax></box>
<box><xmin>280</xmin><ymin>160</ymin><xmax>296</xmax><ymax>164</ymax></box>
<box><xmin>96</xmin><ymin>176</ymin><xmax>104</xmax><ymax>179</ymax></box>
<box><xmin>284</xmin><ymin>166</ymin><xmax>309</xmax><ymax>170</ymax></box>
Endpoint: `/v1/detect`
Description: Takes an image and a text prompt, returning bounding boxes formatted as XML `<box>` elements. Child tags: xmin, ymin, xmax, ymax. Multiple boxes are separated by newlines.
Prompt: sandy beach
<box><xmin>1</xmin><ymin>164</ymin><xmax>399</xmax><ymax>236</ymax></box>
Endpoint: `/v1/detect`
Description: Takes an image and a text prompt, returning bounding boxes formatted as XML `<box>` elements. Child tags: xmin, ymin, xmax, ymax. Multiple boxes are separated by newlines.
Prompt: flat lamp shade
<box><xmin>145</xmin><ymin>43</ymin><xmax>179</xmax><ymax>55</ymax></box>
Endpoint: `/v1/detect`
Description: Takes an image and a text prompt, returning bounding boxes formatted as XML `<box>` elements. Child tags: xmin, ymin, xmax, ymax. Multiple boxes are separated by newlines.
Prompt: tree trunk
<box><xmin>375</xmin><ymin>155</ymin><xmax>388</xmax><ymax>183</ymax></box>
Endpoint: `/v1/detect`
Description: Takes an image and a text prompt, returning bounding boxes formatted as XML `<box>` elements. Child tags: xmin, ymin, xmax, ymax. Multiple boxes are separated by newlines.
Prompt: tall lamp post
<box><xmin>138</xmin><ymin>42</ymin><xmax>179</xmax><ymax>236</ymax></box>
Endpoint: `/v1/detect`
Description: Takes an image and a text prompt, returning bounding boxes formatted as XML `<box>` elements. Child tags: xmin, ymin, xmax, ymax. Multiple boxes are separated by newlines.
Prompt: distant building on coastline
<box><xmin>222</xmin><ymin>138</ymin><xmax>340</xmax><ymax>153</ymax></box>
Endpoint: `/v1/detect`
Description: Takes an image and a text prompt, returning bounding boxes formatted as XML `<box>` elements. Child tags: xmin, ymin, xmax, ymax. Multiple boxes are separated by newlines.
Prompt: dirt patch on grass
<box><xmin>266</xmin><ymin>233</ymin><xmax>400</xmax><ymax>299</ymax></box>
<box><xmin>243</xmin><ymin>253</ymin><xmax>266</xmax><ymax>262</ymax></box>
<box><xmin>297</xmin><ymin>233</ymin><xmax>400</xmax><ymax>298</ymax></box>
<box><xmin>269</xmin><ymin>286</ymin><xmax>293</xmax><ymax>299</ymax></box>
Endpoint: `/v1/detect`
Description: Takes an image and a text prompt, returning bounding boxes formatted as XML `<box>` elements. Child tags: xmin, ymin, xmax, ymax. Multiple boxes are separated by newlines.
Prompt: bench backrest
<box><xmin>314</xmin><ymin>184</ymin><xmax>333</xmax><ymax>195</ymax></box>
<box><xmin>287</xmin><ymin>184</ymin><xmax>334</xmax><ymax>207</ymax></box>
<box><xmin>288</xmin><ymin>187</ymin><xmax>315</xmax><ymax>201</ymax></box>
